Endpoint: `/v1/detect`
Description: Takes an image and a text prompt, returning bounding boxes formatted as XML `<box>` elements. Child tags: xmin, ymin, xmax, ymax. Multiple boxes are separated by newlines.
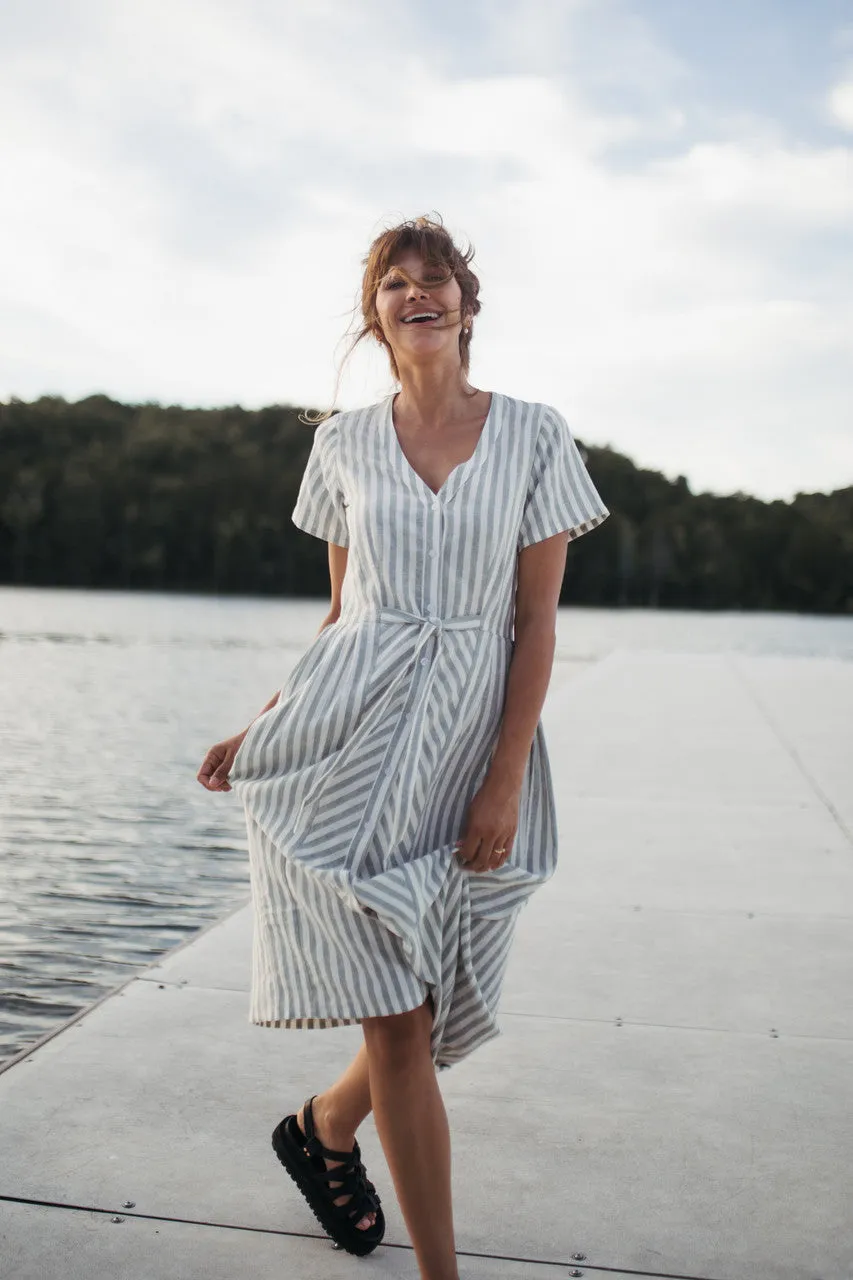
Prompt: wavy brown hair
<box><xmin>302</xmin><ymin>214</ymin><xmax>481</xmax><ymax>423</ymax></box>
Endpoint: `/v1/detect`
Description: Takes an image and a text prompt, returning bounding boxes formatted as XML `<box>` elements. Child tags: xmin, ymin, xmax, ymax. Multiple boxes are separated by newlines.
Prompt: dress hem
<box><xmin>249</xmin><ymin>990</ymin><xmax>430</xmax><ymax>1031</ymax></box>
<box><xmin>251</xmin><ymin>1015</ymin><xmax>364</xmax><ymax>1030</ymax></box>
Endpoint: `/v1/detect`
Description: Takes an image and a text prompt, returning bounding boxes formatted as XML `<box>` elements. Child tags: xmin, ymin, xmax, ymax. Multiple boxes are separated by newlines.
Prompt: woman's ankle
<box><xmin>310</xmin><ymin>1091</ymin><xmax>358</xmax><ymax>1148</ymax></box>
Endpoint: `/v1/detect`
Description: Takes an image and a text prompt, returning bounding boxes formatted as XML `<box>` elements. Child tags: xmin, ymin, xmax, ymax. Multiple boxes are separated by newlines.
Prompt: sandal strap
<box><xmin>303</xmin><ymin>1138</ymin><xmax>376</xmax><ymax>1194</ymax></box>
<box><xmin>299</xmin><ymin>1099</ymin><xmax>381</xmax><ymax>1220</ymax></box>
<box><xmin>307</xmin><ymin>1157</ymin><xmax>381</xmax><ymax>1221</ymax></box>
<box><xmin>304</xmin><ymin>1131</ymin><xmax>363</xmax><ymax>1165</ymax></box>
<box><xmin>301</xmin><ymin>1096</ymin><xmax>358</xmax><ymax>1164</ymax></box>
<box><xmin>310</xmin><ymin>1161</ymin><xmax>378</xmax><ymax>1204</ymax></box>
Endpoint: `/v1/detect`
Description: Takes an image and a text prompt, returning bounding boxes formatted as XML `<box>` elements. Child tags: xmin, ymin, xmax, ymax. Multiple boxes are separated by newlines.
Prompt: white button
<box><xmin>427</xmin><ymin>614</ymin><xmax>439</xmax><ymax>624</ymax></box>
<box><xmin>420</xmin><ymin>657</ymin><xmax>428</xmax><ymax>666</ymax></box>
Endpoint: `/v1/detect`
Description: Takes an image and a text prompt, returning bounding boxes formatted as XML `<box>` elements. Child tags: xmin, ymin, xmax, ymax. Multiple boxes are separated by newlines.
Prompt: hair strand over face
<box><xmin>361</xmin><ymin>214</ymin><xmax>481</xmax><ymax>381</ymax></box>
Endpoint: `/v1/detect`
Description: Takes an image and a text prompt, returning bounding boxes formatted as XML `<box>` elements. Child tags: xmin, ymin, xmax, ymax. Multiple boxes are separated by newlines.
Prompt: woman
<box><xmin>197</xmin><ymin>215</ymin><xmax>609</xmax><ymax>1280</ymax></box>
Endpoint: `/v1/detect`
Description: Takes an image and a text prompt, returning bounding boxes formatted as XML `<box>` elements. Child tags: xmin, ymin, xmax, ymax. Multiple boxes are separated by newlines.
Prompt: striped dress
<box><xmin>229</xmin><ymin>392</ymin><xmax>609</xmax><ymax>1069</ymax></box>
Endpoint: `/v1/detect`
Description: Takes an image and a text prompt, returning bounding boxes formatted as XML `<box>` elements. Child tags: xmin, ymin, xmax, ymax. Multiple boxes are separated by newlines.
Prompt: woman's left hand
<box><xmin>453</xmin><ymin>776</ymin><xmax>521</xmax><ymax>873</ymax></box>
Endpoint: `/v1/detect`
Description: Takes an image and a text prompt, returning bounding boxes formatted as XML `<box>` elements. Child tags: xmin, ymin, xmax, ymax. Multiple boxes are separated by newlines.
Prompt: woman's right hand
<box><xmin>197</xmin><ymin>731</ymin><xmax>247</xmax><ymax>793</ymax></box>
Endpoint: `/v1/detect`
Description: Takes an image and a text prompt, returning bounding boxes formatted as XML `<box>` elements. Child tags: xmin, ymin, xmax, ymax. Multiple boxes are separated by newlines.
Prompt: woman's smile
<box><xmin>400</xmin><ymin>310</ymin><xmax>443</xmax><ymax>325</ymax></box>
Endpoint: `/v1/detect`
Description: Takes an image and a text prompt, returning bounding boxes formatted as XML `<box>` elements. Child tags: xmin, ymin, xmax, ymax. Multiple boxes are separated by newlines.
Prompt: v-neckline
<box><xmin>386</xmin><ymin>391</ymin><xmax>497</xmax><ymax>501</ymax></box>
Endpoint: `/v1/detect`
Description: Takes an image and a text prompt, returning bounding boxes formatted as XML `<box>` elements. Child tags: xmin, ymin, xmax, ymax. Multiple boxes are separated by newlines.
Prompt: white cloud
<box><xmin>827</xmin><ymin>74</ymin><xmax>853</xmax><ymax>130</ymax></box>
<box><xmin>0</xmin><ymin>0</ymin><xmax>851</xmax><ymax>499</ymax></box>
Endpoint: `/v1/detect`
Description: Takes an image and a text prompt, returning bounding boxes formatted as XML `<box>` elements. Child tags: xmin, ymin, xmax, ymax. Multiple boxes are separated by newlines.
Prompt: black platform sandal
<box><xmin>271</xmin><ymin>1095</ymin><xmax>385</xmax><ymax>1256</ymax></box>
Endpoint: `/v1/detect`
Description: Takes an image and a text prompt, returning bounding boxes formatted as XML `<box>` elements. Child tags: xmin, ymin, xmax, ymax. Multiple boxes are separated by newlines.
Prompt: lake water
<box><xmin>1</xmin><ymin>585</ymin><xmax>851</xmax><ymax>1068</ymax></box>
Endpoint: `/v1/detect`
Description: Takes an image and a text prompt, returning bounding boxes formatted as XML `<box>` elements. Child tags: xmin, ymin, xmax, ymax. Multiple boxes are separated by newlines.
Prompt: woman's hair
<box><xmin>302</xmin><ymin>213</ymin><xmax>481</xmax><ymax>424</ymax></box>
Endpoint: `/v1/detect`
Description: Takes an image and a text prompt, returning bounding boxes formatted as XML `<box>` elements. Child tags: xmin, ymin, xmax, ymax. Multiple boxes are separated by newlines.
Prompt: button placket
<box><xmin>424</xmin><ymin>500</ymin><xmax>442</xmax><ymax>620</ymax></box>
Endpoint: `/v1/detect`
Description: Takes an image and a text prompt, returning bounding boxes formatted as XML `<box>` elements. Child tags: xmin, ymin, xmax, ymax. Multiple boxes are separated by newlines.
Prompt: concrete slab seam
<box><xmin>0</xmin><ymin>1194</ymin><xmax>734</xmax><ymax>1280</ymax></box>
<box><xmin>499</xmin><ymin>1007</ymin><xmax>853</xmax><ymax>1042</ymax></box>
<box><xmin>729</xmin><ymin>655</ymin><xmax>853</xmax><ymax>849</ymax></box>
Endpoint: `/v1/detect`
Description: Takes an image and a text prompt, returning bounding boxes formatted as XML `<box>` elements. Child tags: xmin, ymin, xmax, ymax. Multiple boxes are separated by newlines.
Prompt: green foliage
<box><xmin>0</xmin><ymin>394</ymin><xmax>850</xmax><ymax>613</ymax></box>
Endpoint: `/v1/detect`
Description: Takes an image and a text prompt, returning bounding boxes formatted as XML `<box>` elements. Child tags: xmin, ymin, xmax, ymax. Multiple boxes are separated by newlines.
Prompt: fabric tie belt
<box><xmin>373</xmin><ymin>606</ymin><xmax>508</xmax><ymax>671</ymax></box>
<box><xmin>378</xmin><ymin>606</ymin><xmax>481</xmax><ymax>670</ymax></box>
<box><xmin>376</xmin><ymin>606</ymin><xmax>485</xmax><ymax>633</ymax></box>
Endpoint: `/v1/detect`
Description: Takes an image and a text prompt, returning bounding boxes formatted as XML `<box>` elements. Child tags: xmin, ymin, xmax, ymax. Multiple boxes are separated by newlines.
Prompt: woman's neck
<box><xmin>393</xmin><ymin>361</ymin><xmax>477</xmax><ymax>429</ymax></box>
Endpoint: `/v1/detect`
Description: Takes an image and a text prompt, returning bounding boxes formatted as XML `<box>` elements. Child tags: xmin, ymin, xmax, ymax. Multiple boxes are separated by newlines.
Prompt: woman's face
<box><xmin>373</xmin><ymin>248</ymin><xmax>467</xmax><ymax>367</ymax></box>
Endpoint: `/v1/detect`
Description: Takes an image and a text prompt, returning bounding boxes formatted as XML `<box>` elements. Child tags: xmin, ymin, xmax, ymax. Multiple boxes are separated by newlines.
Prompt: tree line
<box><xmin>1</xmin><ymin>393</ymin><xmax>850</xmax><ymax>613</ymax></box>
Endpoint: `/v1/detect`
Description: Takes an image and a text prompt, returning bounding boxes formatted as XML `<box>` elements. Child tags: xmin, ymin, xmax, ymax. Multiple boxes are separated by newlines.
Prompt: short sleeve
<box><xmin>291</xmin><ymin>420</ymin><xmax>350</xmax><ymax>547</ymax></box>
<box><xmin>517</xmin><ymin>407</ymin><xmax>610</xmax><ymax>550</ymax></box>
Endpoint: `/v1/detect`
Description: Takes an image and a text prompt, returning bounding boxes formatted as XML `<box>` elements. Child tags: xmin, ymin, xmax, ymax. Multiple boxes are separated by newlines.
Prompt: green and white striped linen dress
<box><xmin>229</xmin><ymin>392</ymin><xmax>609</xmax><ymax>1068</ymax></box>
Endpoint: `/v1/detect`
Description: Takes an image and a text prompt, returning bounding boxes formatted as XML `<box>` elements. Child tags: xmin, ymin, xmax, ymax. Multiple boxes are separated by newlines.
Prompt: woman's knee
<box><xmin>362</xmin><ymin>997</ymin><xmax>433</xmax><ymax>1064</ymax></box>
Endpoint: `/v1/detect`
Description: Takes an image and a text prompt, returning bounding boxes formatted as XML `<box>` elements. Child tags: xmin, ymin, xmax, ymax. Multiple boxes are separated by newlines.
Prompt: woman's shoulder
<box><xmin>490</xmin><ymin>390</ymin><xmax>553</xmax><ymax>411</ymax></box>
<box><xmin>310</xmin><ymin>397</ymin><xmax>389</xmax><ymax>442</ymax></box>
<box><xmin>493</xmin><ymin>393</ymin><xmax>571</xmax><ymax>435</ymax></box>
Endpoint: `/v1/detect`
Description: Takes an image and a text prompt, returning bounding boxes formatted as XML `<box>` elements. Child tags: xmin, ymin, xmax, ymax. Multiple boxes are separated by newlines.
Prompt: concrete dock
<box><xmin>1</xmin><ymin>650</ymin><xmax>852</xmax><ymax>1279</ymax></box>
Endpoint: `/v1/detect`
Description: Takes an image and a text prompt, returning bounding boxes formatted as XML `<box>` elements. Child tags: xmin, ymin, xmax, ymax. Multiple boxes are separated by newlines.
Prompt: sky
<box><xmin>1</xmin><ymin>0</ymin><xmax>852</xmax><ymax>501</ymax></box>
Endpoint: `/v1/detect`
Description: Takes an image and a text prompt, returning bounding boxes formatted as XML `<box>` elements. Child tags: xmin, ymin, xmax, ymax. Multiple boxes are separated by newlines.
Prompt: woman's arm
<box><xmin>246</xmin><ymin>542</ymin><xmax>349</xmax><ymax>726</ymax></box>
<box><xmin>487</xmin><ymin>529</ymin><xmax>570</xmax><ymax>790</ymax></box>
<box><xmin>454</xmin><ymin>531</ymin><xmax>570</xmax><ymax>869</ymax></box>
<box><xmin>199</xmin><ymin>541</ymin><xmax>351</xmax><ymax>793</ymax></box>
<box><xmin>253</xmin><ymin>541</ymin><xmax>349</xmax><ymax>719</ymax></box>
<box><xmin>326</xmin><ymin>541</ymin><xmax>348</xmax><ymax>621</ymax></box>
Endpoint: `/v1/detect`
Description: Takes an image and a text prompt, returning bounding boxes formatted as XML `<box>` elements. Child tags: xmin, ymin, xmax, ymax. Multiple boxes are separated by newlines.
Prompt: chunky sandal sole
<box><xmin>271</xmin><ymin>1113</ymin><xmax>385</xmax><ymax>1257</ymax></box>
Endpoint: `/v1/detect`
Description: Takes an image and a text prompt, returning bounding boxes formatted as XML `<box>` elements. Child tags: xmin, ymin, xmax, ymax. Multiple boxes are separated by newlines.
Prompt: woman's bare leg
<box><xmin>362</xmin><ymin>997</ymin><xmax>459</xmax><ymax>1280</ymax></box>
<box><xmin>296</xmin><ymin>1041</ymin><xmax>377</xmax><ymax>1231</ymax></box>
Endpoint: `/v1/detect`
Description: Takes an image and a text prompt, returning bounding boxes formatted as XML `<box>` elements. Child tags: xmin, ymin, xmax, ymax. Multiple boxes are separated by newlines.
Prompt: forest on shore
<box><xmin>1</xmin><ymin>394</ymin><xmax>851</xmax><ymax>614</ymax></box>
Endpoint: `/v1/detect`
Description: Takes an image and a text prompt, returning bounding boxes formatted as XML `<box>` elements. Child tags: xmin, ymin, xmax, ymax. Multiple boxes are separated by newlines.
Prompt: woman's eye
<box><xmin>382</xmin><ymin>272</ymin><xmax>447</xmax><ymax>291</ymax></box>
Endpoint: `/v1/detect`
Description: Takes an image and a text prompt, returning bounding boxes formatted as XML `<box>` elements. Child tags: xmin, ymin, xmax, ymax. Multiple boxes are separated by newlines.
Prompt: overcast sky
<box><xmin>2</xmin><ymin>0</ymin><xmax>852</xmax><ymax>500</ymax></box>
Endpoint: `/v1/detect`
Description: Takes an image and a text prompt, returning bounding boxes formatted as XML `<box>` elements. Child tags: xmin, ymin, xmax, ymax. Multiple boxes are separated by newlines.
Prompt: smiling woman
<box><xmin>196</xmin><ymin>212</ymin><xmax>610</xmax><ymax>1277</ymax></box>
